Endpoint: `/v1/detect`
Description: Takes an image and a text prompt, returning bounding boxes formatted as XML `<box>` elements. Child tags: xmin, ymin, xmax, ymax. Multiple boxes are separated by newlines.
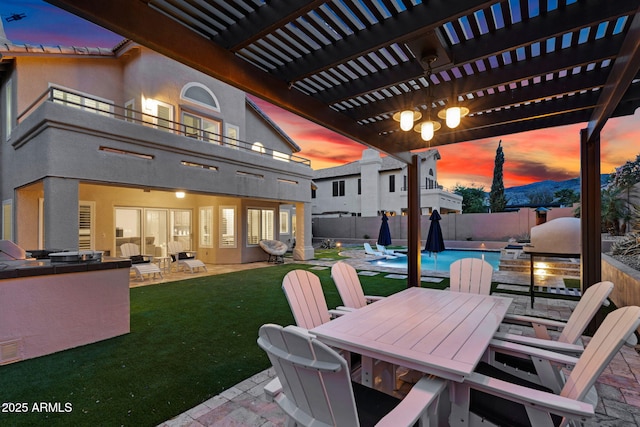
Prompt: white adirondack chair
<box><xmin>450</xmin><ymin>306</ymin><xmax>640</xmax><ymax>427</ymax></box>
<box><xmin>363</xmin><ymin>242</ymin><xmax>395</xmax><ymax>258</ymax></box>
<box><xmin>495</xmin><ymin>281</ymin><xmax>615</xmax><ymax>355</ymax></box>
<box><xmin>331</xmin><ymin>261</ymin><xmax>384</xmax><ymax>309</ymax></box>
<box><xmin>167</xmin><ymin>241</ymin><xmax>207</xmax><ymax>273</ymax></box>
<box><xmin>376</xmin><ymin>243</ymin><xmax>406</xmax><ymax>257</ymax></box>
<box><xmin>281</xmin><ymin>269</ymin><xmax>346</xmax><ymax>328</ymax></box>
<box><xmin>120</xmin><ymin>242</ymin><xmax>162</xmax><ymax>281</ymax></box>
<box><xmin>449</xmin><ymin>258</ymin><xmax>493</xmax><ymax>295</ymax></box>
<box><xmin>258</xmin><ymin>323</ymin><xmax>449</xmax><ymax>427</ymax></box>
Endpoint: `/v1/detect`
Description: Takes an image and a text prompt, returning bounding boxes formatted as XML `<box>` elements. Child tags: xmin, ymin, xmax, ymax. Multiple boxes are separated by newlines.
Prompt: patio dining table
<box><xmin>311</xmin><ymin>287</ymin><xmax>512</xmax><ymax>385</ymax></box>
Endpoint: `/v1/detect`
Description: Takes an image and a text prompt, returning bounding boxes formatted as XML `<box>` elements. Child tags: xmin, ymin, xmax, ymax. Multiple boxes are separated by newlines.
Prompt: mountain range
<box><xmin>503</xmin><ymin>174</ymin><xmax>610</xmax><ymax>206</ymax></box>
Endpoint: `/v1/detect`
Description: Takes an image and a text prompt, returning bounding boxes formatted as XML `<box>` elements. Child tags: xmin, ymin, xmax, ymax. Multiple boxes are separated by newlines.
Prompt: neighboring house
<box><xmin>0</xmin><ymin>33</ymin><xmax>314</xmax><ymax>263</ymax></box>
<box><xmin>312</xmin><ymin>149</ymin><xmax>462</xmax><ymax>217</ymax></box>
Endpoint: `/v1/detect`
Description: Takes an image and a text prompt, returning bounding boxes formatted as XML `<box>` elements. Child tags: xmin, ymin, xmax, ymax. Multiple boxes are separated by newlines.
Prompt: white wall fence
<box><xmin>312</xmin><ymin>206</ymin><xmax>577</xmax><ymax>243</ymax></box>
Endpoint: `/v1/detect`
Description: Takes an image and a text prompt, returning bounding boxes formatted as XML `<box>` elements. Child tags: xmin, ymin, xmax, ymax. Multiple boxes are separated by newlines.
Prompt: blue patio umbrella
<box><xmin>425</xmin><ymin>210</ymin><xmax>446</xmax><ymax>269</ymax></box>
<box><xmin>377</xmin><ymin>213</ymin><xmax>392</xmax><ymax>246</ymax></box>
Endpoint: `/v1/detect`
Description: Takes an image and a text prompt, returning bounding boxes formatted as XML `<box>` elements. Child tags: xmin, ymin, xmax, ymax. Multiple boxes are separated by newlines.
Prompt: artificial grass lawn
<box><xmin>0</xmin><ymin>263</ymin><xmax>424</xmax><ymax>427</ymax></box>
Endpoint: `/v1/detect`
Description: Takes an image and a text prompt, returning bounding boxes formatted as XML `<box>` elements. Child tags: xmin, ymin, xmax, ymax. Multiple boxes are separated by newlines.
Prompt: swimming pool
<box><xmin>369</xmin><ymin>249</ymin><xmax>501</xmax><ymax>272</ymax></box>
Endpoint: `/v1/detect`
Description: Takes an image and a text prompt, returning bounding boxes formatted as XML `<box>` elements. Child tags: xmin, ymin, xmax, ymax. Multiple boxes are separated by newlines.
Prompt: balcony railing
<box><xmin>17</xmin><ymin>87</ymin><xmax>312</xmax><ymax>167</ymax></box>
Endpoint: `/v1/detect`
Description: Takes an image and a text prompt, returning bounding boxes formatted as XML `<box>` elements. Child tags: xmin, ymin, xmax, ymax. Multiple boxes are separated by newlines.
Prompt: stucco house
<box><xmin>0</xmin><ymin>31</ymin><xmax>314</xmax><ymax>263</ymax></box>
<box><xmin>312</xmin><ymin>149</ymin><xmax>462</xmax><ymax>217</ymax></box>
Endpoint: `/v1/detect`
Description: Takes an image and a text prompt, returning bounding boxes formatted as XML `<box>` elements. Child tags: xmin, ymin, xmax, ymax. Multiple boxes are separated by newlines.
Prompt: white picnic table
<box><xmin>311</xmin><ymin>287</ymin><xmax>512</xmax><ymax>384</ymax></box>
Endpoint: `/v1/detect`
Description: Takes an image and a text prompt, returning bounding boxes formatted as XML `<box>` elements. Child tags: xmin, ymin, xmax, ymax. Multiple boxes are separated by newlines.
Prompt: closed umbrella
<box><xmin>377</xmin><ymin>213</ymin><xmax>392</xmax><ymax>246</ymax></box>
<box><xmin>424</xmin><ymin>210</ymin><xmax>446</xmax><ymax>270</ymax></box>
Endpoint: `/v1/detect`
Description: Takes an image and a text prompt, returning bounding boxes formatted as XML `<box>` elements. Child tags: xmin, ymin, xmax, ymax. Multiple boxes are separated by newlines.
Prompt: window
<box><xmin>273</xmin><ymin>151</ymin><xmax>290</xmax><ymax>162</ymax></box>
<box><xmin>358</xmin><ymin>178</ymin><xmax>361</xmax><ymax>195</ymax></box>
<box><xmin>5</xmin><ymin>78</ymin><xmax>12</xmax><ymax>140</ymax></box>
<box><xmin>280</xmin><ymin>211</ymin><xmax>289</xmax><ymax>234</ymax></box>
<box><xmin>124</xmin><ymin>99</ymin><xmax>135</xmax><ymax>123</ymax></box>
<box><xmin>52</xmin><ymin>87</ymin><xmax>112</xmax><ymax>116</ymax></box>
<box><xmin>224</xmin><ymin>123</ymin><xmax>240</xmax><ymax>149</ymax></box>
<box><xmin>311</xmin><ymin>188</ymin><xmax>316</xmax><ymax>198</ymax></box>
<box><xmin>200</xmin><ymin>206</ymin><xmax>213</xmax><ymax>248</ymax></box>
<box><xmin>403</xmin><ymin>175</ymin><xmax>407</xmax><ymax>191</ymax></box>
<box><xmin>247</xmin><ymin>208</ymin><xmax>274</xmax><ymax>245</ymax></box>
<box><xmin>252</xmin><ymin>142</ymin><xmax>266</xmax><ymax>153</ymax></box>
<box><xmin>220</xmin><ymin>206</ymin><xmax>236</xmax><ymax>248</ymax></box>
<box><xmin>171</xmin><ymin>209</ymin><xmax>192</xmax><ymax>250</ymax></box>
<box><xmin>181</xmin><ymin>82</ymin><xmax>220</xmax><ymax>112</ymax></box>
<box><xmin>142</xmin><ymin>98</ymin><xmax>173</xmax><ymax>132</ymax></box>
<box><xmin>429</xmin><ymin>168</ymin><xmax>434</xmax><ymax>176</ymax></box>
<box><xmin>2</xmin><ymin>199</ymin><xmax>12</xmax><ymax>240</ymax></box>
<box><xmin>79</xmin><ymin>201</ymin><xmax>95</xmax><ymax>250</ymax></box>
<box><xmin>389</xmin><ymin>175</ymin><xmax>396</xmax><ymax>192</ymax></box>
<box><xmin>181</xmin><ymin>111</ymin><xmax>221</xmax><ymax>143</ymax></box>
<box><xmin>332</xmin><ymin>180</ymin><xmax>345</xmax><ymax>197</ymax></box>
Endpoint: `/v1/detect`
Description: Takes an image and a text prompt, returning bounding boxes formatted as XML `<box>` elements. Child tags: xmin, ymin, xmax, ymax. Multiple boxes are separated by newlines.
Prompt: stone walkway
<box><xmin>154</xmin><ymin>251</ymin><xmax>640</xmax><ymax>426</ymax></box>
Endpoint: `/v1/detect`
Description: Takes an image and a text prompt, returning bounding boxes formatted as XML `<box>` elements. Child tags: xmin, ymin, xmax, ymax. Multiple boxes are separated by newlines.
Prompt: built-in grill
<box><xmin>48</xmin><ymin>251</ymin><xmax>103</xmax><ymax>263</ymax></box>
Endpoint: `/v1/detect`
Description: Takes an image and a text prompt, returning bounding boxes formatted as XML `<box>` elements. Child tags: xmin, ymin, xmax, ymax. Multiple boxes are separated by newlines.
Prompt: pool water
<box><xmin>369</xmin><ymin>249</ymin><xmax>501</xmax><ymax>272</ymax></box>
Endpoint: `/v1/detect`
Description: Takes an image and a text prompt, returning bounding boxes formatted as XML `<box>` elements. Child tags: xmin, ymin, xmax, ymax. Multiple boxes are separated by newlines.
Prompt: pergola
<box><xmin>49</xmin><ymin>0</ymin><xmax>640</xmax><ymax>292</ymax></box>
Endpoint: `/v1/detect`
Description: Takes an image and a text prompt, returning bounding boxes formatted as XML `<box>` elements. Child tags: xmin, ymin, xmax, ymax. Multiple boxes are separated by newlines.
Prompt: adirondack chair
<box><xmin>331</xmin><ymin>261</ymin><xmax>385</xmax><ymax>310</ymax></box>
<box><xmin>120</xmin><ymin>242</ymin><xmax>162</xmax><ymax>281</ymax></box>
<box><xmin>258</xmin><ymin>323</ymin><xmax>449</xmax><ymax>427</ymax></box>
<box><xmin>449</xmin><ymin>258</ymin><xmax>493</xmax><ymax>295</ymax></box>
<box><xmin>450</xmin><ymin>306</ymin><xmax>640</xmax><ymax>427</ymax></box>
<box><xmin>281</xmin><ymin>269</ymin><xmax>347</xmax><ymax>328</ymax></box>
<box><xmin>496</xmin><ymin>281</ymin><xmax>614</xmax><ymax>355</ymax></box>
<box><xmin>167</xmin><ymin>241</ymin><xmax>207</xmax><ymax>273</ymax></box>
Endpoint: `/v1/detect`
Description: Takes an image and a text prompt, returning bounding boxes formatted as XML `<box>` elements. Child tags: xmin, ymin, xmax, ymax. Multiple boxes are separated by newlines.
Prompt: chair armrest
<box><xmin>493</xmin><ymin>331</ymin><xmax>585</xmax><ymax>356</ymax></box>
<box><xmin>488</xmin><ymin>339</ymin><xmax>580</xmax><ymax>367</ymax></box>
<box><xmin>365</xmin><ymin>295</ymin><xmax>385</xmax><ymax>303</ymax></box>
<box><xmin>376</xmin><ymin>376</ymin><xmax>448</xmax><ymax>427</ymax></box>
<box><xmin>335</xmin><ymin>306</ymin><xmax>358</xmax><ymax>313</ymax></box>
<box><xmin>463</xmin><ymin>371</ymin><xmax>594</xmax><ymax>420</ymax></box>
<box><xmin>263</xmin><ymin>377</ymin><xmax>282</xmax><ymax>402</ymax></box>
<box><xmin>329</xmin><ymin>308</ymin><xmax>350</xmax><ymax>318</ymax></box>
<box><xmin>502</xmin><ymin>313</ymin><xmax>567</xmax><ymax>330</ymax></box>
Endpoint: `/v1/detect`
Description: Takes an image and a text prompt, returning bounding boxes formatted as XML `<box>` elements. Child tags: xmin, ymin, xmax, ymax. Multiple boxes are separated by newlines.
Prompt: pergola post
<box><xmin>407</xmin><ymin>154</ymin><xmax>421</xmax><ymax>287</ymax></box>
<box><xmin>580</xmin><ymin>128</ymin><xmax>602</xmax><ymax>332</ymax></box>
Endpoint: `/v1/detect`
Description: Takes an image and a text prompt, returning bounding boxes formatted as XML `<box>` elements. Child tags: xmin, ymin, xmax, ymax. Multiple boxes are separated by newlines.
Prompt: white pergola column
<box><xmin>293</xmin><ymin>201</ymin><xmax>314</xmax><ymax>260</ymax></box>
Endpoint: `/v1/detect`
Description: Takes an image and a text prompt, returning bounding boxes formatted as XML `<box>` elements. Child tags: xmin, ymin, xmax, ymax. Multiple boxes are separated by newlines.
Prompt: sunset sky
<box><xmin>3</xmin><ymin>0</ymin><xmax>638</xmax><ymax>189</ymax></box>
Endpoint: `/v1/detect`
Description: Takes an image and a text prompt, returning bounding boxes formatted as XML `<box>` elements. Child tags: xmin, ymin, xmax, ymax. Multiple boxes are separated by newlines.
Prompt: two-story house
<box><xmin>312</xmin><ymin>149</ymin><xmax>462</xmax><ymax>217</ymax></box>
<box><xmin>0</xmin><ymin>32</ymin><xmax>314</xmax><ymax>263</ymax></box>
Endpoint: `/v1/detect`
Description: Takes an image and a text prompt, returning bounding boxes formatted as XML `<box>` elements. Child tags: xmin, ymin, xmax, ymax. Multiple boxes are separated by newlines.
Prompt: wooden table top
<box><xmin>312</xmin><ymin>287</ymin><xmax>512</xmax><ymax>382</ymax></box>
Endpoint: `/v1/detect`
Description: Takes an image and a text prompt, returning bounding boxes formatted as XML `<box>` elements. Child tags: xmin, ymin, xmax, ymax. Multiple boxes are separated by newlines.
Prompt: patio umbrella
<box><xmin>377</xmin><ymin>212</ymin><xmax>392</xmax><ymax>246</ymax></box>
<box><xmin>425</xmin><ymin>210</ymin><xmax>446</xmax><ymax>269</ymax></box>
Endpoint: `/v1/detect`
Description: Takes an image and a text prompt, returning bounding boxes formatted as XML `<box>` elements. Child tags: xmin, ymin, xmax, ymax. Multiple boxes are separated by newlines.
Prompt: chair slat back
<box><xmin>561</xmin><ymin>306</ymin><xmax>640</xmax><ymax>402</ymax></box>
<box><xmin>120</xmin><ymin>243</ymin><xmax>140</xmax><ymax>258</ymax></box>
<box><xmin>331</xmin><ymin>262</ymin><xmax>367</xmax><ymax>309</ymax></box>
<box><xmin>363</xmin><ymin>242</ymin><xmax>377</xmax><ymax>255</ymax></box>
<box><xmin>282</xmin><ymin>270</ymin><xmax>332</xmax><ymax>329</ymax></box>
<box><xmin>559</xmin><ymin>281</ymin><xmax>614</xmax><ymax>344</ymax></box>
<box><xmin>450</xmin><ymin>258</ymin><xmax>493</xmax><ymax>295</ymax></box>
<box><xmin>167</xmin><ymin>241</ymin><xmax>183</xmax><ymax>255</ymax></box>
<box><xmin>258</xmin><ymin>324</ymin><xmax>359</xmax><ymax>427</ymax></box>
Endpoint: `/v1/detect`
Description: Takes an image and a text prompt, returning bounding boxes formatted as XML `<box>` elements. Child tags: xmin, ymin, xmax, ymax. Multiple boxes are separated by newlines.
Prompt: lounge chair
<box><xmin>167</xmin><ymin>241</ymin><xmax>207</xmax><ymax>273</ymax></box>
<box><xmin>451</xmin><ymin>306</ymin><xmax>640</xmax><ymax>426</ymax></box>
<box><xmin>120</xmin><ymin>242</ymin><xmax>162</xmax><ymax>281</ymax></box>
<box><xmin>449</xmin><ymin>258</ymin><xmax>493</xmax><ymax>295</ymax></box>
<box><xmin>258</xmin><ymin>239</ymin><xmax>287</xmax><ymax>263</ymax></box>
<box><xmin>364</xmin><ymin>242</ymin><xmax>396</xmax><ymax>258</ymax></box>
<box><xmin>258</xmin><ymin>323</ymin><xmax>448</xmax><ymax>427</ymax></box>
<box><xmin>376</xmin><ymin>243</ymin><xmax>407</xmax><ymax>256</ymax></box>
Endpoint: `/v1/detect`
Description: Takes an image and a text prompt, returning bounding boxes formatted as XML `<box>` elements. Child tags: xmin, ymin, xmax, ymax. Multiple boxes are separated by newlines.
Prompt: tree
<box><xmin>454</xmin><ymin>184</ymin><xmax>486</xmax><ymax>213</ymax></box>
<box><xmin>554</xmin><ymin>188</ymin><xmax>580</xmax><ymax>206</ymax></box>
<box><xmin>489</xmin><ymin>140</ymin><xmax>507</xmax><ymax>212</ymax></box>
<box><xmin>527</xmin><ymin>189</ymin><xmax>554</xmax><ymax>206</ymax></box>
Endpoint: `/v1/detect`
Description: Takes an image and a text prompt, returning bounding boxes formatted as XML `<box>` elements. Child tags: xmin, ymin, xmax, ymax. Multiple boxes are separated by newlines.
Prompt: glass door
<box><xmin>115</xmin><ymin>208</ymin><xmax>142</xmax><ymax>256</ymax></box>
<box><xmin>171</xmin><ymin>209</ymin><xmax>192</xmax><ymax>250</ymax></box>
<box><xmin>145</xmin><ymin>209</ymin><xmax>168</xmax><ymax>257</ymax></box>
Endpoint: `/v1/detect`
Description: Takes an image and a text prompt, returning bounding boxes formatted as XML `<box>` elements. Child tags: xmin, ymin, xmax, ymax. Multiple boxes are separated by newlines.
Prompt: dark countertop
<box><xmin>0</xmin><ymin>257</ymin><xmax>132</xmax><ymax>280</ymax></box>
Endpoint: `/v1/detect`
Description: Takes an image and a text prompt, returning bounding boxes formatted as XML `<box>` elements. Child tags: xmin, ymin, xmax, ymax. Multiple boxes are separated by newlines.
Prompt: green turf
<box><xmin>0</xmin><ymin>264</ymin><xmax>422</xmax><ymax>427</ymax></box>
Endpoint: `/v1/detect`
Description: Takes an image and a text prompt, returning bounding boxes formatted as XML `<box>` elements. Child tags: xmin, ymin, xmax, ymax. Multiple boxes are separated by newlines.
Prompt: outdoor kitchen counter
<box><xmin>0</xmin><ymin>258</ymin><xmax>132</xmax><ymax>364</ymax></box>
<box><xmin>0</xmin><ymin>257</ymin><xmax>132</xmax><ymax>279</ymax></box>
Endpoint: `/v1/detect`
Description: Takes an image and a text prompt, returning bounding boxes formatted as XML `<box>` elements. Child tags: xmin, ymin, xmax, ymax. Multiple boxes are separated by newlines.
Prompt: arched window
<box><xmin>252</xmin><ymin>142</ymin><xmax>266</xmax><ymax>153</ymax></box>
<box><xmin>180</xmin><ymin>83</ymin><xmax>220</xmax><ymax>112</ymax></box>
